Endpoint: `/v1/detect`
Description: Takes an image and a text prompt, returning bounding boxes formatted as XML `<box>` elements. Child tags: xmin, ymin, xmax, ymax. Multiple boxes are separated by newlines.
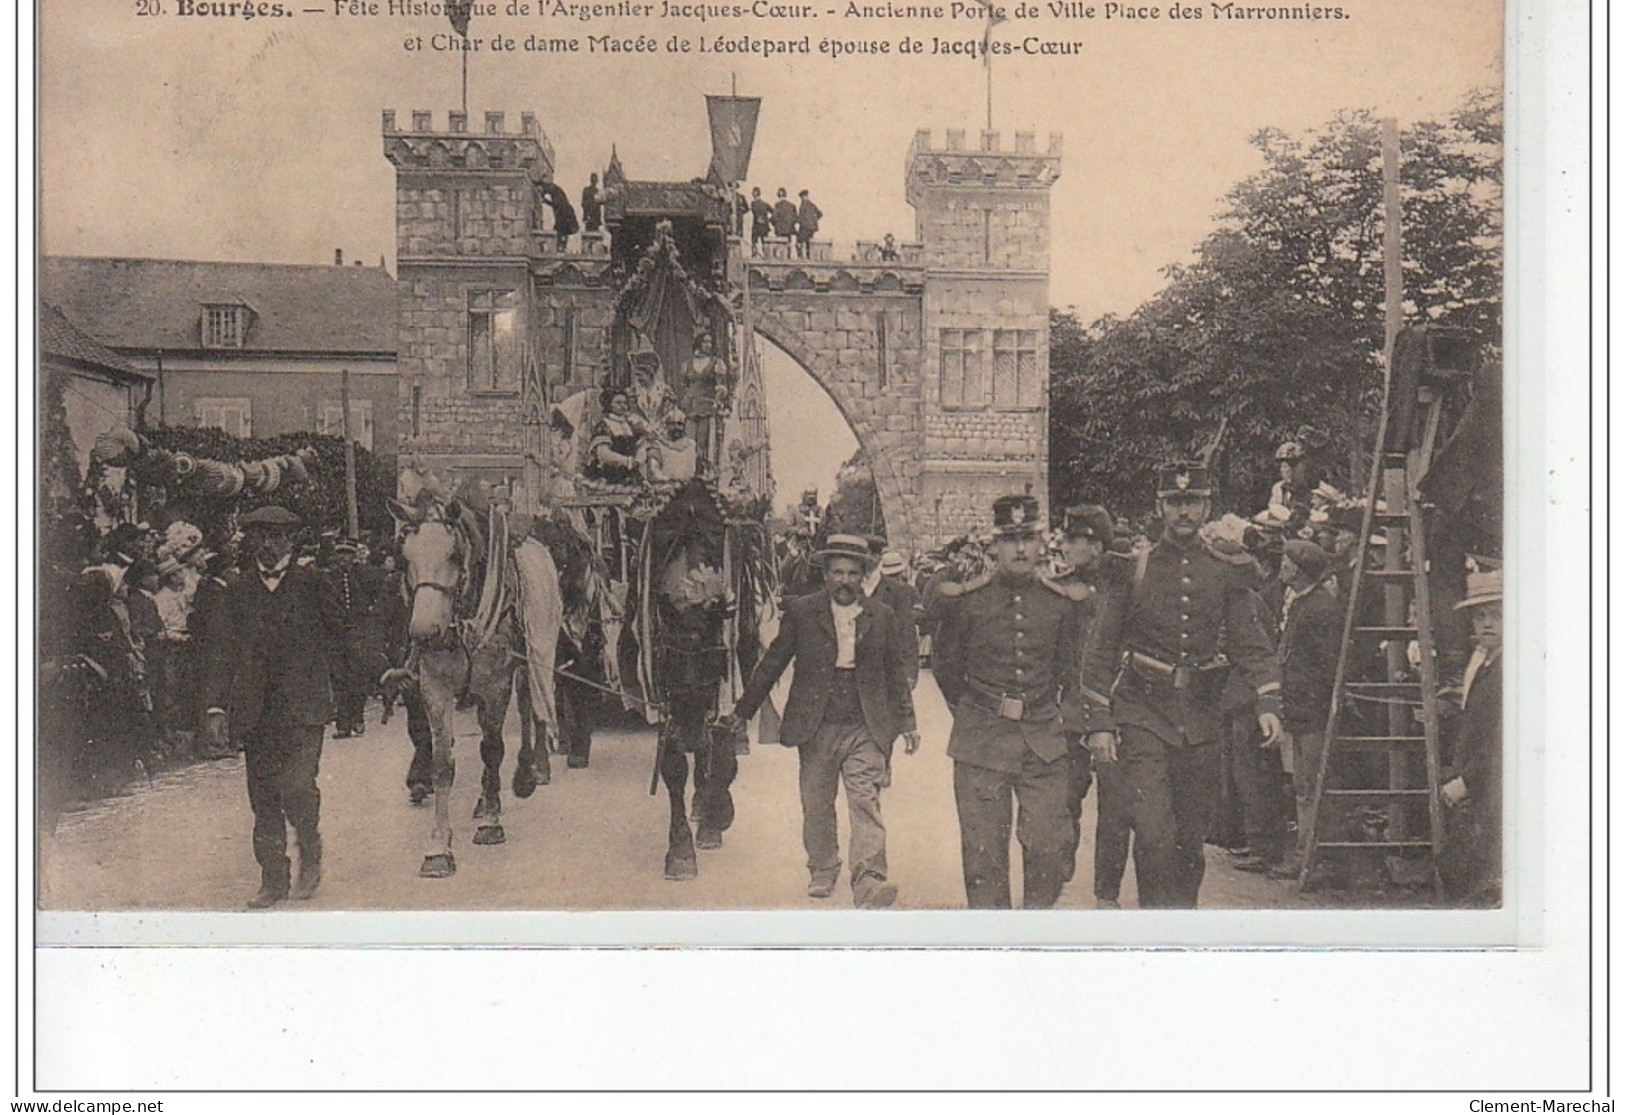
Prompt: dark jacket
<box><xmin>203</xmin><ymin>564</ymin><xmax>341</xmax><ymax>734</ymax></box>
<box><xmin>749</xmin><ymin>197</ymin><xmax>772</xmax><ymax>237</ymax></box>
<box><xmin>733</xmin><ymin>589</ymin><xmax>916</xmax><ymax>754</ymax></box>
<box><xmin>771</xmin><ymin>199</ymin><xmax>798</xmax><ymax>238</ymax></box>
<box><xmin>1078</xmin><ymin>537</ymin><xmax>1282</xmax><ymax>748</ymax></box>
<box><xmin>931</xmin><ymin>572</ymin><xmax>1086</xmax><ymax>772</ymax></box>
<box><xmin>868</xmin><ymin>575</ymin><xmax>921</xmax><ymax>690</ymax></box>
<box><xmin>1439</xmin><ymin>650</ymin><xmax>1502</xmax><ymax>905</ymax></box>
<box><xmin>797</xmin><ymin>198</ymin><xmax>822</xmax><ymax>237</ymax></box>
<box><xmin>1278</xmin><ymin>577</ymin><xmax>1340</xmax><ymax>731</ymax></box>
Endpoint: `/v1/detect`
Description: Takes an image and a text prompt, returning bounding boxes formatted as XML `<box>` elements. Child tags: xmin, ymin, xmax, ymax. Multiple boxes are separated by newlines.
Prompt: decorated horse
<box><xmin>389</xmin><ymin>492</ymin><xmax>563</xmax><ymax>877</ymax></box>
<box><xmin>633</xmin><ymin>478</ymin><xmax>739</xmax><ymax>880</ymax></box>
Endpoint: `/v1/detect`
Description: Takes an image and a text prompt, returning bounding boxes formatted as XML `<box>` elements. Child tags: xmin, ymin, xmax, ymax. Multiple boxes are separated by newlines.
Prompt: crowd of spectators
<box><xmin>40</xmin><ymin>515</ymin><xmax>406</xmax><ymax>831</ymax></box>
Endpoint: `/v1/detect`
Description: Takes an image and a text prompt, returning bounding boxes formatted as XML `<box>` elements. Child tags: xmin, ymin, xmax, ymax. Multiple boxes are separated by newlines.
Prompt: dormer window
<box><xmin>202</xmin><ymin>303</ymin><xmax>249</xmax><ymax>349</ymax></box>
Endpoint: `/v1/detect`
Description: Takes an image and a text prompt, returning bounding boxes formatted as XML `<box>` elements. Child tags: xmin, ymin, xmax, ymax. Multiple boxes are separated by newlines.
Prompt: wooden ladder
<box><xmin>1299</xmin><ymin>339</ymin><xmax>1454</xmax><ymax>898</ymax></box>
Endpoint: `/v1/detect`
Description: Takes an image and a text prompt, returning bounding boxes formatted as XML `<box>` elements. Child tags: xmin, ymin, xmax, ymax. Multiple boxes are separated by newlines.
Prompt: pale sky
<box><xmin>38</xmin><ymin>0</ymin><xmax>1501</xmax><ymax>509</ymax></box>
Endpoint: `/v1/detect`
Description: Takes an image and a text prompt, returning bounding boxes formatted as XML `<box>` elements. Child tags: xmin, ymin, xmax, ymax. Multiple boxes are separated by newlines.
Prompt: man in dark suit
<box><xmin>202</xmin><ymin>506</ymin><xmax>342</xmax><ymax>909</ymax></box>
<box><xmin>932</xmin><ymin>495</ymin><xmax>1089</xmax><ymax>909</ymax></box>
<box><xmin>727</xmin><ymin>534</ymin><xmax>919</xmax><ymax>908</ymax></box>
<box><xmin>330</xmin><ymin>540</ymin><xmax>383</xmax><ymax>738</ymax></box>
<box><xmin>1438</xmin><ymin>568</ymin><xmax>1502</xmax><ymax>907</ymax></box>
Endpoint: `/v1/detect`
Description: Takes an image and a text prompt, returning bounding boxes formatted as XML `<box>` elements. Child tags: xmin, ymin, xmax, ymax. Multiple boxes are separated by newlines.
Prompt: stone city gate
<box><xmin>384</xmin><ymin>109</ymin><xmax>1060</xmax><ymax>556</ymax></box>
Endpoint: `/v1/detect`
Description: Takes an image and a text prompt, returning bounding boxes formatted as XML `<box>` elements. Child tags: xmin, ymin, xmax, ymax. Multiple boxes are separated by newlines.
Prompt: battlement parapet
<box><xmin>905</xmin><ymin>127</ymin><xmax>1061</xmax><ymax>204</ymax></box>
<box><xmin>383</xmin><ymin>108</ymin><xmax>555</xmax><ymax>179</ymax></box>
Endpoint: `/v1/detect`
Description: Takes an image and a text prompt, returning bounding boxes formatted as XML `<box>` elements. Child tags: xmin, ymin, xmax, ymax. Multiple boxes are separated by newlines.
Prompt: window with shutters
<box><xmin>194</xmin><ymin>397</ymin><xmax>252</xmax><ymax>438</ymax></box>
<box><xmin>317</xmin><ymin>398</ymin><xmax>375</xmax><ymax>451</ymax></box>
<box><xmin>992</xmin><ymin>329</ymin><xmax>1041</xmax><ymax>409</ymax></box>
<box><xmin>938</xmin><ymin>328</ymin><xmax>984</xmax><ymax>409</ymax></box>
<box><xmin>468</xmin><ymin>289</ymin><xmax>522</xmax><ymax>394</ymax></box>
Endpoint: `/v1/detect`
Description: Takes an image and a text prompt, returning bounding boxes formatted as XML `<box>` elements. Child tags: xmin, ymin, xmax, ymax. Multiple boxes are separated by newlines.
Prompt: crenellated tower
<box><xmin>907</xmin><ymin>128</ymin><xmax>1061</xmax><ymax>541</ymax></box>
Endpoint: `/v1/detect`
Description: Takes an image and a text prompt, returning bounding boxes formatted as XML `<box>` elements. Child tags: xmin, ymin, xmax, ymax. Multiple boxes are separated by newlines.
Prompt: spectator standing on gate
<box><xmin>749</xmin><ymin>188</ymin><xmax>772</xmax><ymax>255</ymax></box>
<box><xmin>581</xmin><ymin>172</ymin><xmax>602</xmax><ymax>233</ymax></box>
<box><xmin>795</xmin><ymin>189</ymin><xmax>822</xmax><ymax>259</ymax></box>
<box><xmin>771</xmin><ymin>187</ymin><xmax>799</xmax><ymax>245</ymax></box>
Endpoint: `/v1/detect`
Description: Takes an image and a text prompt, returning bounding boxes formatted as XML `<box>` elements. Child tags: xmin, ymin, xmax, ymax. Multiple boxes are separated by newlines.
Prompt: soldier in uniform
<box><xmin>1052</xmin><ymin>504</ymin><xmax>1114</xmax><ymax>888</ymax></box>
<box><xmin>931</xmin><ymin>494</ymin><xmax>1088</xmax><ymax>909</ymax></box>
<box><xmin>1077</xmin><ymin>464</ymin><xmax>1284</xmax><ymax>908</ymax></box>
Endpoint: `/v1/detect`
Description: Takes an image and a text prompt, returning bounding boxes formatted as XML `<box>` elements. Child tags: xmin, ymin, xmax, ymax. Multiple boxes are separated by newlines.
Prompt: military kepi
<box><xmin>239</xmin><ymin>505</ymin><xmax>301</xmax><ymax>529</ymax></box>
<box><xmin>1060</xmin><ymin>503</ymin><xmax>1113</xmax><ymax>542</ymax></box>
<box><xmin>991</xmin><ymin>494</ymin><xmax>1043</xmax><ymax>537</ymax></box>
<box><xmin>1156</xmin><ymin>462</ymin><xmax>1212</xmax><ymax>498</ymax></box>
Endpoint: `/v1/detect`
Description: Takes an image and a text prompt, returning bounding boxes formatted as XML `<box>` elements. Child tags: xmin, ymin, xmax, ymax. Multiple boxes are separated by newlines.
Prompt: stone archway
<box><xmin>751</xmin><ymin>307</ymin><xmax>916</xmax><ymax>549</ymax></box>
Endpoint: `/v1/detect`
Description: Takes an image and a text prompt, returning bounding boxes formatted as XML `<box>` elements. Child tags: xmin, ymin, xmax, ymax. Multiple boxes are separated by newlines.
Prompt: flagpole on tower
<box><xmin>981</xmin><ymin>1</ymin><xmax>1005</xmax><ymax>130</ymax></box>
<box><xmin>449</xmin><ymin>1</ymin><xmax>473</xmax><ymax>113</ymax></box>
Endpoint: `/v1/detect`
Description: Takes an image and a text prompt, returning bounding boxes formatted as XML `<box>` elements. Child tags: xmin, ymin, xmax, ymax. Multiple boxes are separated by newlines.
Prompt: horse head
<box><xmin>392</xmin><ymin>497</ymin><xmax>464</xmax><ymax>643</ymax></box>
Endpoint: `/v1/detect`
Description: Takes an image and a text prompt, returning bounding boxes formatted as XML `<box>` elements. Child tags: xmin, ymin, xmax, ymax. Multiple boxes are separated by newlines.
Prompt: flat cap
<box><xmin>239</xmin><ymin>505</ymin><xmax>301</xmax><ymax>529</ymax></box>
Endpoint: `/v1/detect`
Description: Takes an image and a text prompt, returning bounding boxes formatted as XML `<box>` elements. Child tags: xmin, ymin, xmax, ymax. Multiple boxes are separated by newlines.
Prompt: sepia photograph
<box><xmin>23</xmin><ymin>0</ymin><xmax>1602</xmax><ymax>1096</ymax></box>
<box><xmin>31</xmin><ymin>0</ymin><xmax>1518</xmax><ymax>932</ymax></box>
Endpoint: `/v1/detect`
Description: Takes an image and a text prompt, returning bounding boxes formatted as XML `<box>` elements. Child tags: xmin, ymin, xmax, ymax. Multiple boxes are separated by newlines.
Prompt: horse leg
<box><xmin>695</xmin><ymin>722</ymin><xmax>739</xmax><ymax>851</ymax></box>
<box><xmin>417</xmin><ymin>653</ymin><xmax>459</xmax><ymax>878</ymax></box>
<box><xmin>661</xmin><ymin>734</ymin><xmax>697</xmax><ymax>881</ymax></box>
<box><xmin>513</xmin><ymin>666</ymin><xmax>550</xmax><ymax>796</ymax></box>
<box><xmin>471</xmin><ymin>659</ymin><xmax>512</xmax><ymax>846</ymax></box>
<box><xmin>403</xmin><ymin>685</ymin><xmax>432</xmax><ymax>806</ymax></box>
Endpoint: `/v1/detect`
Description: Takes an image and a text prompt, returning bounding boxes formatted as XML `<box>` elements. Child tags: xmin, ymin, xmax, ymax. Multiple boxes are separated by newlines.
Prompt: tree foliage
<box><xmin>1050</xmin><ymin>92</ymin><xmax>1502</xmax><ymax>519</ymax></box>
<box><xmin>822</xmin><ymin>450</ymin><xmax>883</xmax><ymax>539</ymax></box>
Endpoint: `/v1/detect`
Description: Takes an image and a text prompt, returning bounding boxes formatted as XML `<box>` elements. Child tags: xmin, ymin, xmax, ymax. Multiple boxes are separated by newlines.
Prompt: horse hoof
<box><xmin>473</xmin><ymin>824</ymin><xmax>506</xmax><ymax>846</ymax></box>
<box><xmin>664</xmin><ymin>854</ymin><xmax>698</xmax><ymax>882</ymax></box>
<box><xmin>513</xmin><ymin>768</ymin><xmax>537</xmax><ymax>799</ymax></box>
<box><xmin>535</xmin><ymin>761</ymin><xmax>552</xmax><ymax>788</ymax></box>
<box><xmin>695</xmin><ymin>827</ymin><xmax>723</xmax><ymax>851</ymax></box>
<box><xmin>408</xmin><ymin>784</ymin><xmax>430</xmax><ymax>806</ymax></box>
<box><xmin>473</xmin><ymin>797</ymin><xmax>492</xmax><ymax>820</ymax></box>
<box><xmin>419</xmin><ymin>853</ymin><xmax>457</xmax><ymax>878</ymax></box>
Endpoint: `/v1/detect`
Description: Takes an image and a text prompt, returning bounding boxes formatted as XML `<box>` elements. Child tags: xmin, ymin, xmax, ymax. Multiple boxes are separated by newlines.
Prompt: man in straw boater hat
<box><xmin>1075</xmin><ymin>463</ymin><xmax>1284</xmax><ymax>908</ymax></box>
<box><xmin>201</xmin><ymin>505</ymin><xmax>343</xmax><ymax>909</ymax></box>
<box><xmin>727</xmin><ymin>535</ymin><xmax>919</xmax><ymax>907</ymax></box>
<box><xmin>930</xmin><ymin>494</ymin><xmax>1090</xmax><ymax>909</ymax></box>
<box><xmin>1437</xmin><ymin>566</ymin><xmax>1503</xmax><ymax>907</ymax></box>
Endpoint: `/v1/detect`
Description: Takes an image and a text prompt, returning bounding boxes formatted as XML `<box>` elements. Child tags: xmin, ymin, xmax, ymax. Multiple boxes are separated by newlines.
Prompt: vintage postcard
<box><xmin>24</xmin><ymin>0</ymin><xmax>1602</xmax><ymax>1097</ymax></box>
<box><xmin>32</xmin><ymin>0</ymin><xmax>1524</xmax><ymax>947</ymax></box>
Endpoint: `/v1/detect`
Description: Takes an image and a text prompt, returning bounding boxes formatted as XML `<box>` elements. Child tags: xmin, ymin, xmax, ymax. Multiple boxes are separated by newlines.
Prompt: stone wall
<box><xmin>913</xmin><ymin>189</ymin><xmax>1051</xmax><ymax>273</ymax></box>
<box><xmin>396</xmin><ymin>263</ymin><xmax>529</xmax><ymax>460</ymax></box>
<box><xmin>530</xmin><ymin>285</ymin><xmax>616</xmax><ymax>393</ymax></box>
<box><xmin>397</xmin><ymin>176</ymin><xmax>534</xmax><ymax>258</ymax></box>
<box><xmin>751</xmin><ymin>295</ymin><xmax>924</xmax><ymax>545</ymax></box>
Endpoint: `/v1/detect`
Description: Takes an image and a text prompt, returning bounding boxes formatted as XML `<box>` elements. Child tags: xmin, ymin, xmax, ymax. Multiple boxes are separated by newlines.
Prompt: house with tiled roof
<box><xmin>40</xmin><ymin>302</ymin><xmax>154</xmax><ymax>476</ymax></box>
<box><xmin>40</xmin><ymin>255</ymin><xmax>398</xmax><ymax>455</ymax></box>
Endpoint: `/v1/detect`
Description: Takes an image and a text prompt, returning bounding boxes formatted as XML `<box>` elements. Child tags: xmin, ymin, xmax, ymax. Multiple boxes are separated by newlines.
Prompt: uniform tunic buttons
<box><xmin>1180</xmin><ymin>595</ymin><xmax>1191</xmax><ymax>604</ymax></box>
<box><xmin>1181</xmin><ymin>614</ymin><xmax>1190</xmax><ymax>621</ymax></box>
<box><xmin>1012</xmin><ymin>594</ymin><xmax>1021</xmax><ymax>604</ymax></box>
